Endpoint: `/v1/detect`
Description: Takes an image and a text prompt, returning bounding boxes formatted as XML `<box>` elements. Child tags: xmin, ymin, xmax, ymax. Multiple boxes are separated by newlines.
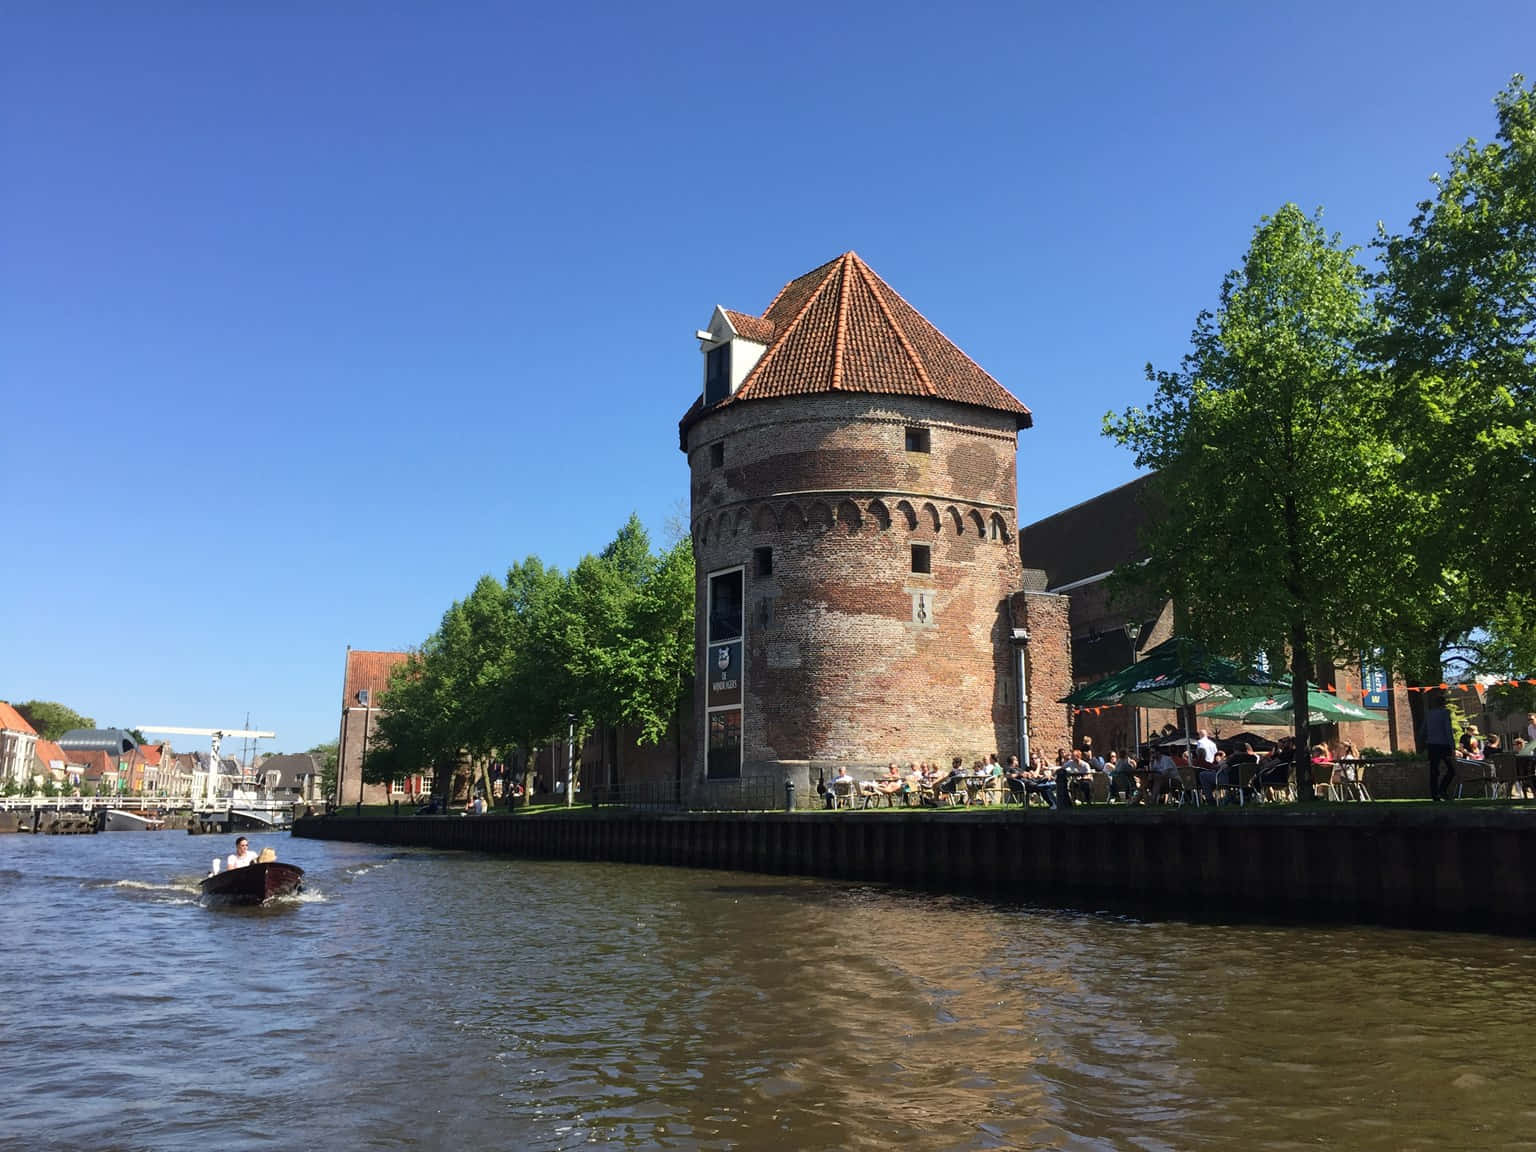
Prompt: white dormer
<box><xmin>697</xmin><ymin>305</ymin><xmax>771</xmax><ymax>405</ymax></box>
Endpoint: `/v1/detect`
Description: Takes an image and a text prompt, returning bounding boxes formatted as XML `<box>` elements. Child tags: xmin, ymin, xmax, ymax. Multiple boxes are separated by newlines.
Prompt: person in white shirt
<box><xmin>226</xmin><ymin>837</ymin><xmax>258</xmax><ymax>870</ymax></box>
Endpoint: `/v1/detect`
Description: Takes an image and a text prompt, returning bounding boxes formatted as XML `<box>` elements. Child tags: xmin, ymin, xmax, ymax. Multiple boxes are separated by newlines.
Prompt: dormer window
<box><xmin>705</xmin><ymin>345</ymin><xmax>731</xmax><ymax>405</ymax></box>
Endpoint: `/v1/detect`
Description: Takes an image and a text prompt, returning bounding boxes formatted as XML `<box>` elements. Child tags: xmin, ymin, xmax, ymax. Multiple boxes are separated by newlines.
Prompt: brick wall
<box><xmin>688</xmin><ymin>394</ymin><xmax>1027</xmax><ymax>778</ymax></box>
<box><xmin>1011</xmin><ymin>591</ymin><xmax>1073</xmax><ymax>761</ymax></box>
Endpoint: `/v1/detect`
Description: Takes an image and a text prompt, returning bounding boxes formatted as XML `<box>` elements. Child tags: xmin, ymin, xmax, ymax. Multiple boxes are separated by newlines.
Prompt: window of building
<box><xmin>754</xmin><ymin>547</ymin><xmax>772</xmax><ymax>577</ymax></box>
<box><xmin>704</xmin><ymin>344</ymin><xmax>731</xmax><ymax>405</ymax></box>
<box><xmin>708</xmin><ymin>569</ymin><xmax>743</xmax><ymax>642</ymax></box>
<box><xmin>709</xmin><ymin>442</ymin><xmax>724</xmax><ymax>467</ymax></box>
<box><xmin>905</xmin><ymin>426</ymin><xmax>930</xmax><ymax>453</ymax></box>
<box><xmin>911</xmin><ymin>543</ymin><xmax>931</xmax><ymax>574</ymax></box>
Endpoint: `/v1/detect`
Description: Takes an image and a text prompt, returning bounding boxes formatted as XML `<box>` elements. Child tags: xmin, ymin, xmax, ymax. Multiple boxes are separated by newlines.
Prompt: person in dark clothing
<box><xmin>1420</xmin><ymin>691</ymin><xmax>1457</xmax><ymax>801</ymax></box>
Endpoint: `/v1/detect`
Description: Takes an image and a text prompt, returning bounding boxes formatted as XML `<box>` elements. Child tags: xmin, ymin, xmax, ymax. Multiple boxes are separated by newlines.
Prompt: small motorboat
<box><xmin>199</xmin><ymin>861</ymin><xmax>305</xmax><ymax>905</ymax></box>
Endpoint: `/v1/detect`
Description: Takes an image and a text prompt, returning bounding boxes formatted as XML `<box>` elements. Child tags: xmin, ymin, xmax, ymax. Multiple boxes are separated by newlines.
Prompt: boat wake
<box><xmin>83</xmin><ymin>877</ymin><xmax>202</xmax><ymax>905</ymax></box>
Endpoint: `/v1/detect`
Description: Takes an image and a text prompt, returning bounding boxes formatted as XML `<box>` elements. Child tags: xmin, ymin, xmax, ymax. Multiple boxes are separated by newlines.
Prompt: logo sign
<box><xmin>708</xmin><ymin>640</ymin><xmax>742</xmax><ymax>707</ymax></box>
<box><xmin>1361</xmin><ymin>662</ymin><xmax>1389</xmax><ymax>710</ymax></box>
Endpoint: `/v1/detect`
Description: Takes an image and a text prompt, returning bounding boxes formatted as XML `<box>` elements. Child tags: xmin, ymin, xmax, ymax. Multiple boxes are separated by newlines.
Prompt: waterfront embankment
<box><xmin>295</xmin><ymin>805</ymin><xmax>1536</xmax><ymax>936</ymax></box>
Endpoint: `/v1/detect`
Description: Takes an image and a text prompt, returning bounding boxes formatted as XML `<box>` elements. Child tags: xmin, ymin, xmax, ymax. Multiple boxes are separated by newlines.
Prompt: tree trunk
<box><xmin>1282</xmin><ymin>490</ymin><xmax>1314</xmax><ymax>800</ymax></box>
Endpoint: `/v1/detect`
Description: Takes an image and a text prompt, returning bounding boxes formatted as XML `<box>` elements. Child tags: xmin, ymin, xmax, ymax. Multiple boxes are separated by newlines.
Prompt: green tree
<box><xmin>13</xmin><ymin>701</ymin><xmax>95</xmax><ymax>740</ymax></box>
<box><xmin>307</xmin><ymin>740</ymin><xmax>339</xmax><ymax>799</ymax></box>
<box><xmin>1372</xmin><ymin>75</ymin><xmax>1536</xmax><ymax>683</ymax></box>
<box><xmin>493</xmin><ymin>556</ymin><xmax>569</xmax><ymax>804</ymax></box>
<box><xmin>1106</xmin><ymin>204</ymin><xmax>1388</xmax><ymax>794</ymax></box>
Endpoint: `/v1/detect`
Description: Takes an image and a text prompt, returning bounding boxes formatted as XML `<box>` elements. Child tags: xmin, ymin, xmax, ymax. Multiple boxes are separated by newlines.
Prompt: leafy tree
<box><xmin>13</xmin><ymin>700</ymin><xmax>95</xmax><ymax>741</ymax></box>
<box><xmin>1372</xmin><ymin>75</ymin><xmax>1536</xmax><ymax>683</ymax></box>
<box><xmin>307</xmin><ymin>741</ymin><xmax>339</xmax><ymax>799</ymax></box>
<box><xmin>1106</xmin><ymin>205</ymin><xmax>1387</xmax><ymax>794</ymax></box>
<box><xmin>493</xmin><ymin>557</ymin><xmax>569</xmax><ymax>804</ymax></box>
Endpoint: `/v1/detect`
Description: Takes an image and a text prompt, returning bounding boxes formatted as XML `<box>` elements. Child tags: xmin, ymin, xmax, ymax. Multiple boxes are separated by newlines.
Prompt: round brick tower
<box><xmin>679</xmin><ymin>252</ymin><xmax>1033</xmax><ymax>795</ymax></box>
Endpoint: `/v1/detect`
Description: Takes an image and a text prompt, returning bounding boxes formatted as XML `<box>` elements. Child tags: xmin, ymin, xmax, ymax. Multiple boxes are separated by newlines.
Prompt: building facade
<box><xmin>336</xmin><ymin>648</ymin><xmax>412</xmax><ymax>806</ymax></box>
<box><xmin>680</xmin><ymin>253</ymin><xmax>1072</xmax><ymax>796</ymax></box>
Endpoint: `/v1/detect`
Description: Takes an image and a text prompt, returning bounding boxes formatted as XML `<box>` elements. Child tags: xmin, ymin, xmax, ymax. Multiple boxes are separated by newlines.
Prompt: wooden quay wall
<box><xmin>294</xmin><ymin>808</ymin><xmax>1536</xmax><ymax>936</ymax></box>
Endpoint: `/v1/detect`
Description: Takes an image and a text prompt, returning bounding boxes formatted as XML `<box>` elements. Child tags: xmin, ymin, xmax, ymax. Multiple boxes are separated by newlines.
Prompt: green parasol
<box><xmin>1203</xmin><ymin>688</ymin><xmax>1384</xmax><ymax>726</ymax></box>
<box><xmin>1061</xmin><ymin>636</ymin><xmax>1284</xmax><ymax>710</ymax></box>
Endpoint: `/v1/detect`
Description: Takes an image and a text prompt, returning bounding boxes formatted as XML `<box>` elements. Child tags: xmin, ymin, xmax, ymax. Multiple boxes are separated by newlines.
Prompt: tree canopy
<box><xmin>1106</xmin><ymin>204</ymin><xmax>1385</xmax><ymax>782</ymax></box>
<box><xmin>13</xmin><ymin>700</ymin><xmax>95</xmax><ymax>740</ymax></box>
<box><xmin>1105</xmin><ymin>77</ymin><xmax>1536</xmax><ymax>773</ymax></box>
<box><xmin>364</xmin><ymin>515</ymin><xmax>694</xmax><ymax>801</ymax></box>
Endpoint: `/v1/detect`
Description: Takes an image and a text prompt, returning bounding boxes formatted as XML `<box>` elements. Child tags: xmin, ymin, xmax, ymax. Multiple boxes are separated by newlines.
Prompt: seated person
<box><xmin>1253</xmin><ymin>738</ymin><xmax>1296</xmax><ymax>794</ymax></box>
<box><xmin>226</xmin><ymin>836</ymin><xmax>257</xmax><ymax>870</ymax></box>
<box><xmin>1221</xmin><ymin>742</ymin><xmax>1260</xmax><ymax>801</ymax></box>
<box><xmin>1460</xmin><ymin>727</ymin><xmax>1484</xmax><ymax>760</ymax></box>
<box><xmin>876</xmin><ymin>763</ymin><xmax>904</xmax><ymax>797</ymax></box>
<box><xmin>1064</xmin><ymin>749</ymin><xmax>1094</xmax><ymax>804</ymax></box>
<box><xmin>1105</xmin><ymin>750</ymin><xmax>1139</xmax><ymax>802</ymax></box>
<box><xmin>1198</xmin><ymin>749</ymin><xmax>1232</xmax><ymax>804</ymax></box>
<box><xmin>1145</xmin><ymin>749</ymin><xmax>1181</xmax><ymax>803</ymax></box>
<box><xmin>938</xmin><ymin>756</ymin><xmax>968</xmax><ymax>802</ymax></box>
<box><xmin>1022</xmin><ymin>754</ymin><xmax>1056</xmax><ymax>806</ymax></box>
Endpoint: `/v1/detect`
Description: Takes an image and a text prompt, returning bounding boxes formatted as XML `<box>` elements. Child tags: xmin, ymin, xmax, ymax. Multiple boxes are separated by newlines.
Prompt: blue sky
<box><xmin>3</xmin><ymin>2</ymin><xmax>1530</xmax><ymax>755</ymax></box>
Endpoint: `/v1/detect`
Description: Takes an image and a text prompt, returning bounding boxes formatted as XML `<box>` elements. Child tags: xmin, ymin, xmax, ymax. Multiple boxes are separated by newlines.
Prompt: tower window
<box><xmin>905</xmin><ymin>427</ymin><xmax>930</xmax><ymax>453</ymax></box>
<box><xmin>754</xmin><ymin>547</ymin><xmax>773</xmax><ymax>577</ymax></box>
<box><xmin>911</xmin><ymin>544</ymin><xmax>931</xmax><ymax>574</ymax></box>
<box><xmin>709</xmin><ymin>442</ymin><xmax>724</xmax><ymax>467</ymax></box>
<box><xmin>704</xmin><ymin>344</ymin><xmax>731</xmax><ymax>405</ymax></box>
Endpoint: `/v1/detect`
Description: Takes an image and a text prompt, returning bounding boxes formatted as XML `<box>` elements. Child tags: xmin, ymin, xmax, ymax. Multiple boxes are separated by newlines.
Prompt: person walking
<box><xmin>1421</xmin><ymin>691</ymin><xmax>1456</xmax><ymax>801</ymax></box>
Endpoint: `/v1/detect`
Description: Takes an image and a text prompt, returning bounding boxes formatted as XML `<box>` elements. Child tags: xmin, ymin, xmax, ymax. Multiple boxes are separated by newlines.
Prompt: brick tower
<box><xmin>680</xmin><ymin>253</ymin><xmax>1061</xmax><ymax>797</ymax></box>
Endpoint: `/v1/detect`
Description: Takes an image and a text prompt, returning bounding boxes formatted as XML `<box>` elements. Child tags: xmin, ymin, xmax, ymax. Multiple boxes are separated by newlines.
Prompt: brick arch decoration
<box><xmin>836</xmin><ymin>500</ymin><xmax>862</xmax><ymax>533</ymax></box>
<box><xmin>700</xmin><ymin>498</ymin><xmax>1015</xmax><ymax>543</ymax></box>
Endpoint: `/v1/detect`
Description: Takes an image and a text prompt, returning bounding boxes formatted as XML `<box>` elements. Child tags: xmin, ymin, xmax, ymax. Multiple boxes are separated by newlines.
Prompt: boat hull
<box><xmin>199</xmin><ymin>862</ymin><xmax>305</xmax><ymax>905</ymax></box>
<box><xmin>105</xmin><ymin>810</ymin><xmax>166</xmax><ymax>832</ymax></box>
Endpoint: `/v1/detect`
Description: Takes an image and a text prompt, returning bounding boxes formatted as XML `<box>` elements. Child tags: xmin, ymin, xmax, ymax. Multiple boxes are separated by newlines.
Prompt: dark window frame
<box><xmin>911</xmin><ymin>543</ymin><xmax>931</xmax><ymax>574</ymax></box>
<box><xmin>905</xmin><ymin>426</ymin><xmax>930</xmax><ymax>453</ymax></box>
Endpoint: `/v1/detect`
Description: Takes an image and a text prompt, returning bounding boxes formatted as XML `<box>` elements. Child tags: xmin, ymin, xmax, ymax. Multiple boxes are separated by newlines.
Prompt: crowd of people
<box><xmin>814</xmin><ymin>706</ymin><xmax>1536</xmax><ymax>811</ymax></box>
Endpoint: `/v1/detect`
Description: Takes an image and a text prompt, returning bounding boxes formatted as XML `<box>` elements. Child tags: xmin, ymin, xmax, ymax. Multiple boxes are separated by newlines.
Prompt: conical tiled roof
<box><xmin>680</xmin><ymin>253</ymin><xmax>1031</xmax><ymax>446</ymax></box>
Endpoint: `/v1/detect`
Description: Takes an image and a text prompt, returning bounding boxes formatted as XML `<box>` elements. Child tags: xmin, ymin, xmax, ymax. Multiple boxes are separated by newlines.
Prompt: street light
<box><xmin>1124</xmin><ymin>621</ymin><xmax>1143</xmax><ymax>761</ymax></box>
<box><xmin>566</xmin><ymin>714</ymin><xmax>577</xmax><ymax>809</ymax></box>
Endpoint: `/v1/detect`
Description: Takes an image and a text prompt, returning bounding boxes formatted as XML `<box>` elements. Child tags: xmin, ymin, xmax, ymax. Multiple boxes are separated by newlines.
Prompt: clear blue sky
<box><xmin>3</xmin><ymin>2</ymin><xmax>1530</xmax><ymax>754</ymax></box>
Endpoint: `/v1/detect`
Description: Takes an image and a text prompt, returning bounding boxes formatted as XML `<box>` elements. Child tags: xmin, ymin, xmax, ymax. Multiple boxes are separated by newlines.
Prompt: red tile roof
<box><xmin>0</xmin><ymin>702</ymin><xmax>37</xmax><ymax>736</ymax></box>
<box><xmin>76</xmin><ymin>749</ymin><xmax>114</xmax><ymax>782</ymax></box>
<box><xmin>35</xmin><ymin>739</ymin><xmax>67</xmax><ymax>765</ymax></box>
<box><xmin>722</xmin><ymin>309</ymin><xmax>775</xmax><ymax>344</ymax></box>
<box><xmin>344</xmin><ymin>650</ymin><xmax>411</xmax><ymax>707</ymax></box>
<box><xmin>680</xmin><ymin>252</ymin><xmax>1031</xmax><ymax>447</ymax></box>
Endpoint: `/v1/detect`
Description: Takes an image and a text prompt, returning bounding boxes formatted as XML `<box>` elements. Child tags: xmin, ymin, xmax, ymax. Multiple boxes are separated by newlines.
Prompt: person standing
<box><xmin>1421</xmin><ymin>691</ymin><xmax>1456</xmax><ymax>801</ymax></box>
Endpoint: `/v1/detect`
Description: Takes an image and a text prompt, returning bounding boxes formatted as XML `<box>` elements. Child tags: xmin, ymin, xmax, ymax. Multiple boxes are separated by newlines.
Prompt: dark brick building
<box><xmin>1018</xmin><ymin>476</ymin><xmax>1417</xmax><ymax>755</ymax></box>
<box><xmin>680</xmin><ymin>252</ymin><xmax>1072</xmax><ymax>797</ymax></box>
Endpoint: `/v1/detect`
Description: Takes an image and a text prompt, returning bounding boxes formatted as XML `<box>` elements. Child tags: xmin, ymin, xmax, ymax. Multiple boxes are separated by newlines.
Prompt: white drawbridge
<box><xmin>136</xmin><ymin>725</ymin><xmax>276</xmax><ymax>806</ymax></box>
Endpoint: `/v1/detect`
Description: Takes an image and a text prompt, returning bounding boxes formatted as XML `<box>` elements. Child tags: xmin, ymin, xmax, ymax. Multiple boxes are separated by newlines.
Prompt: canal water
<box><xmin>4</xmin><ymin>832</ymin><xmax>1536</xmax><ymax>1151</ymax></box>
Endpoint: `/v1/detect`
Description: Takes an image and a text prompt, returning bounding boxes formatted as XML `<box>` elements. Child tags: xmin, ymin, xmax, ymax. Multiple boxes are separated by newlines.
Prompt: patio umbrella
<box><xmin>1203</xmin><ymin>688</ymin><xmax>1385</xmax><ymax>726</ymax></box>
<box><xmin>1061</xmin><ymin>636</ymin><xmax>1284</xmax><ymax>710</ymax></box>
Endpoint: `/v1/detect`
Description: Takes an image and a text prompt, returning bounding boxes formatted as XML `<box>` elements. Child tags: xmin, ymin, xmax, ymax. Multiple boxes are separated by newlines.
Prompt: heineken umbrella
<box><xmin>1061</xmin><ymin>636</ymin><xmax>1284</xmax><ymax>710</ymax></box>
<box><xmin>1203</xmin><ymin>688</ymin><xmax>1384</xmax><ymax>726</ymax></box>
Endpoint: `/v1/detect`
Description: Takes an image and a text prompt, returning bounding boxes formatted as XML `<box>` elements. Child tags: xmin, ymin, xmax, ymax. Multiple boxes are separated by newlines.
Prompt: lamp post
<box><xmin>566</xmin><ymin>714</ymin><xmax>577</xmax><ymax>809</ymax></box>
<box><xmin>1124</xmin><ymin>621</ymin><xmax>1143</xmax><ymax>761</ymax></box>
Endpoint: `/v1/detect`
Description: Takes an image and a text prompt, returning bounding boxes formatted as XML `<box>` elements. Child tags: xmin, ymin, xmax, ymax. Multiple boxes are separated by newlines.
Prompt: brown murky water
<box><xmin>4</xmin><ymin>833</ymin><xmax>1535</xmax><ymax>1150</ymax></box>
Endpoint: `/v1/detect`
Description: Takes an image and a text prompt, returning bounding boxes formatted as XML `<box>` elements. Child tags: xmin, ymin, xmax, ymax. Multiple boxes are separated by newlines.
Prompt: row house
<box><xmin>0</xmin><ymin>703</ymin><xmax>39</xmax><ymax>788</ymax></box>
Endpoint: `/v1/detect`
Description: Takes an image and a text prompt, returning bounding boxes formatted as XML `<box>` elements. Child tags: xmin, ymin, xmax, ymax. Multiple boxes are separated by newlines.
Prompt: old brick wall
<box><xmin>689</xmin><ymin>395</ymin><xmax>1024</xmax><ymax>778</ymax></box>
<box><xmin>1010</xmin><ymin>591</ymin><xmax>1073</xmax><ymax>762</ymax></box>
